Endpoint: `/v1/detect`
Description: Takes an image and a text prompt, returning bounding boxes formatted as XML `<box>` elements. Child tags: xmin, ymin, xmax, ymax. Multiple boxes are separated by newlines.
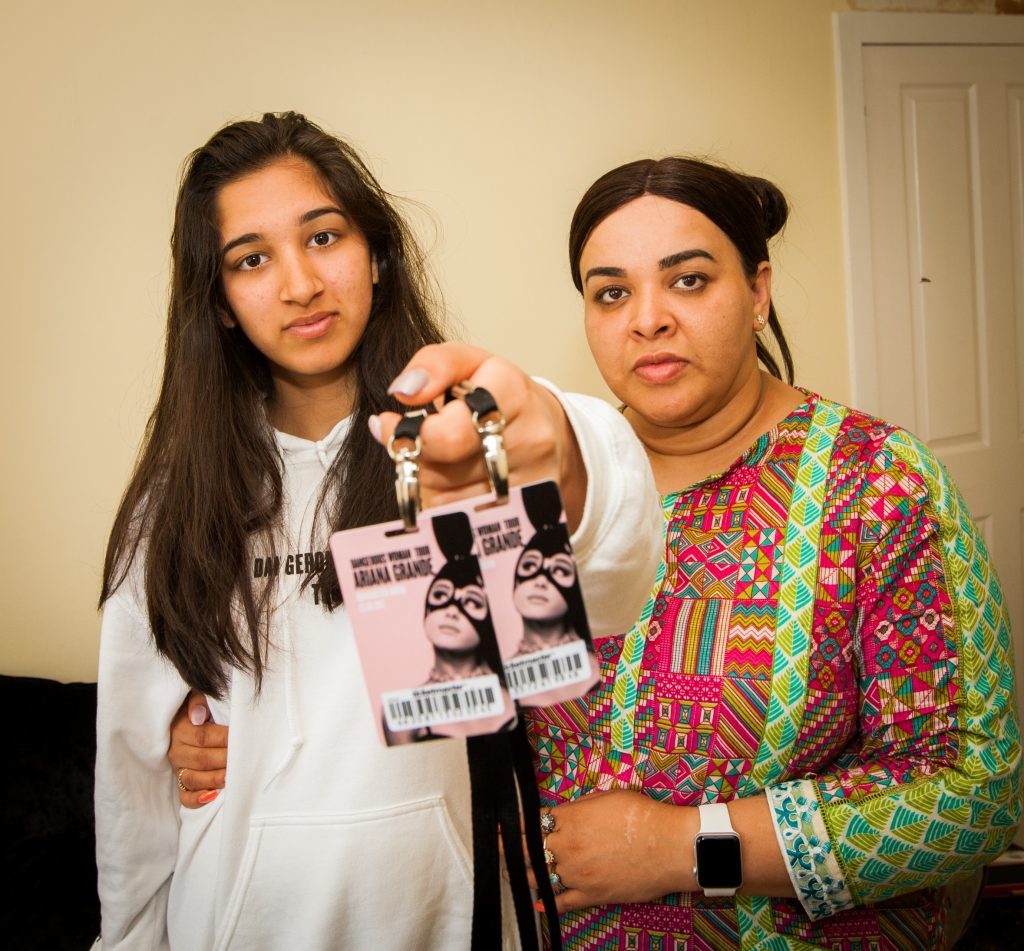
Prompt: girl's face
<box><xmin>513</xmin><ymin>549</ymin><xmax>572</xmax><ymax>621</ymax></box>
<box><xmin>424</xmin><ymin>578</ymin><xmax>487</xmax><ymax>652</ymax></box>
<box><xmin>217</xmin><ymin>157</ymin><xmax>377</xmax><ymax>408</ymax></box>
<box><xmin>579</xmin><ymin>194</ymin><xmax>770</xmax><ymax>430</ymax></box>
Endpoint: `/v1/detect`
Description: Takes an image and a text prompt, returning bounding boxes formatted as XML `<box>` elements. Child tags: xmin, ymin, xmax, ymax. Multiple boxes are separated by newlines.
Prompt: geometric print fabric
<box><xmin>525</xmin><ymin>393</ymin><xmax>1021</xmax><ymax>950</ymax></box>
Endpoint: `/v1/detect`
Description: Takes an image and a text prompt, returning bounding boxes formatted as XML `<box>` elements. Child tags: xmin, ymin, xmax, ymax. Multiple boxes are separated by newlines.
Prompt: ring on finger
<box><xmin>176</xmin><ymin>767</ymin><xmax>188</xmax><ymax>792</ymax></box>
<box><xmin>549</xmin><ymin>870</ymin><xmax>567</xmax><ymax>894</ymax></box>
<box><xmin>540</xmin><ymin>809</ymin><xmax>556</xmax><ymax>834</ymax></box>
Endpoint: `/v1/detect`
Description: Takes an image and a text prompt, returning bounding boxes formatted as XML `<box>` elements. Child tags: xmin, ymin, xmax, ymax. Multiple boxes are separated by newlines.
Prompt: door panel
<box><xmin>862</xmin><ymin>45</ymin><xmax>1024</xmax><ymax>720</ymax></box>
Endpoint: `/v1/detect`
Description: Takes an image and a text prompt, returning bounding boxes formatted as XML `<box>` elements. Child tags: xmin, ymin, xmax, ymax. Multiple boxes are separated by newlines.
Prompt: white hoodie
<box><xmin>95</xmin><ymin>388</ymin><xmax>661</xmax><ymax>950</ymax></box>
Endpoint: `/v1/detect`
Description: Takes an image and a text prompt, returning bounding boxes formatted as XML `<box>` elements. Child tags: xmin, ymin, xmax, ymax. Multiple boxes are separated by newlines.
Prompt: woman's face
<box><xmin>578</xmin><ymin>194</ymin><xmax>770</xmax><ymax>430</ymax></box>
<box><xmin>217</xmin><ymin>157</ymin><xmax>377</xmax><ymax>406</ymax></box>
<box><xmin>513</xmin><ymin>548</ymin><xmax>572</xmax><ymax>621</ymax></box>
<box><xmin>424</xmin><ymin>578</ymin><xmax>487</xmax><ymax>652</ymax></box>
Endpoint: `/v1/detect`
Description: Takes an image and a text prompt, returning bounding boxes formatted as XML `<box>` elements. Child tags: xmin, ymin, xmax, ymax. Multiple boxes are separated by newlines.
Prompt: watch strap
<box><xmin>698</xmin><ymin>802</ymin><xmax>734</xmax><ymax>834</ymax></box>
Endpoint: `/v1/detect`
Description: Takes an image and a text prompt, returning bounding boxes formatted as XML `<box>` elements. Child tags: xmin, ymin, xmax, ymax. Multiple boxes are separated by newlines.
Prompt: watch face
<box><xmin>695</xmin><ymin>833</ymin><xmax>742</xmax><ymax>889</ymax></box>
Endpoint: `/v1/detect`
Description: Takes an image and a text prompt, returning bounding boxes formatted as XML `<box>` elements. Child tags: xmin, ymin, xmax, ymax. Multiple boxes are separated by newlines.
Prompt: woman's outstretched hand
<box><xmin>526</xmin><ymin>790</ymin><xmax>695</xmax><ymax>913</ymax></box>
<box><xmin>372</xmin><ymin>343</ymin><xmax>587</xmax><ymax>532</ymax></box>
<box><xmin>167</xmin><ymin>690</ymin><xmax>228</xmax><ymax>808</ymax></box>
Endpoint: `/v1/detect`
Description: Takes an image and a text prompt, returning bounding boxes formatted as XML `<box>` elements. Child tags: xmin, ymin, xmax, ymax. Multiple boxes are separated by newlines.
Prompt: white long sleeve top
<box><xmin>95</xmin><ymin>387</ymin><xmax>661</xmax><ymax>951</ymax></box>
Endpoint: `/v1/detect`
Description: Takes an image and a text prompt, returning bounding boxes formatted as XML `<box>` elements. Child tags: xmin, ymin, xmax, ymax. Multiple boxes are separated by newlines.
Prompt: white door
<box><xmin>836</xmin><ymin>15</ymin><xmax>1024</xmax><ymax>720</ymax></box>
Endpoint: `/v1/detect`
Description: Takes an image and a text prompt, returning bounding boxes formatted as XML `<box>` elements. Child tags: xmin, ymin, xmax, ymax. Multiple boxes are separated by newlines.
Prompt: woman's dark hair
<box><xmin>100</xmin><ymin>112</ymin><xmax>447</xmax><ymax>697</ymax></box>
<box><xmin>568</xmin><ymin>157</ymin><xmax>794</xmax><ymax>383</ymax></box>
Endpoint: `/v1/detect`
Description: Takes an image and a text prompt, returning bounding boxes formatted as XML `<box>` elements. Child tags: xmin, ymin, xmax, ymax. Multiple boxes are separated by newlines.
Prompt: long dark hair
<box><xmin>100</xmin><ymin>112</ymin><xmax>447</xmax><ymax>697</ymax></box>
<box><xmin>568</xmin><ymin>157</ymin><xmax>794</xmax><ymax>383</ymax></box>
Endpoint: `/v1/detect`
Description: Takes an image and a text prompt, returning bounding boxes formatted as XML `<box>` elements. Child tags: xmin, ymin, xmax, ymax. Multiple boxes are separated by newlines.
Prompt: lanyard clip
<box><xmin>450</xmin><ymin>381</ymin><xmax>509</xmax><ymax>505</ymax></box>
<box><xmin>388</xmin><ymin>409</ymin><xmax>430</xmax><ymax>531</ymax></box>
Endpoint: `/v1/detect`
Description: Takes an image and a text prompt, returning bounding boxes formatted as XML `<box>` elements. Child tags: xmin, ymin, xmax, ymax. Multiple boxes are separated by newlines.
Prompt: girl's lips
<box><xmin>634</xmin><ymin>356</ymin><xmax>687</xmax><ymax>383</ymax></box>
<box><xmin>285</xmin><ymin>313</ymin><xmax>335</xmax><ymax>339</ymax></box>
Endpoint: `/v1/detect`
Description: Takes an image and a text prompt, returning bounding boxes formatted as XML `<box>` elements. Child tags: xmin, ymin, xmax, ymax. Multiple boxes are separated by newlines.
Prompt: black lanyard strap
<box><xmin>467</xmin><ymin>721</ymin><xmax>562</xmax><ymax>951</ymax></box>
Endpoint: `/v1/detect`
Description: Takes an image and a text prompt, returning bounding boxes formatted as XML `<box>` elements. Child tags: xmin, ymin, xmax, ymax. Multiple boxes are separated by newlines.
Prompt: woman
<box><xmin>517</xmin><ymin>157</ymin><xmax>1022</xmax><ymax>948</ymax></box>
<box><xmin>169</xmin><ymin>154</ymin><xmax>1022</xmax><ymax>948</ymax></box>
<box><xmin>95</xmin><ymin>112</ymin><xmax>661</xmax><ymax>950</ymax></box>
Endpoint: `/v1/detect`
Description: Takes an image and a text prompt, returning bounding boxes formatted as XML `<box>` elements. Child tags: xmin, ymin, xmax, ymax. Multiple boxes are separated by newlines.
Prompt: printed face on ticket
<box><xmin>330</xmin><ymin>480</ymin><xmax>601</xmax><ymax>747</ymax></box>
<box><xmin>332</xmin><ymin>509</ymin><xmax>515</xmax><ymax>745</ymax></box>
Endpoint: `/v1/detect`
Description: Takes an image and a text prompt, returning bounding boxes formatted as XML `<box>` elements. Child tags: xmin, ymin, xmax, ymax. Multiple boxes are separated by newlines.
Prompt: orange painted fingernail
<box><xmin>533</xmin><ymin>901</ymin><xmax>545</xmax><ymax>912</ymax></box>
<box><xmin>197</xmin><ymin>790</ymin><xmax>219</xmax><ymax>804</ymax></box>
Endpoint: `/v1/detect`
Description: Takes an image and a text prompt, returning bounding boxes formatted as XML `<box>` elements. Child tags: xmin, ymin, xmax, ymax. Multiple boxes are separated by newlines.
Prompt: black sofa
<box><xmin>1</xmin><ymin>674</ymin><xmax>100</xmax><ymax>948</ymax></box>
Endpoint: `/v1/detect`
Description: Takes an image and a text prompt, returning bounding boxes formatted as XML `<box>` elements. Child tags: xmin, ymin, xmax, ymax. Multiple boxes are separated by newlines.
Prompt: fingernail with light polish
<box><xmin>197</xmin><ymin>790</ymin><xmax>219</xmax><ymax>804</ymax></box>
<box><xmin>190</xmin><ymin>705</ymin><xmax>209</xmax><ymax>726</ymax></box>
<box><xmin>387</xmin><ymin>368</ymin><xmax>429</xmax><ymax>397</ymax></box>
<box><xmin>368</xmin><ymin>414</ymin><xmax>382</xmax><ymax>443</ymax></box>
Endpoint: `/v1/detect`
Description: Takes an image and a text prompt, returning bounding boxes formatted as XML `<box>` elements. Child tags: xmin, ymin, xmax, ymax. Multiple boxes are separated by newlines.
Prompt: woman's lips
<box><xmin>285</xmin><ymin>312</ymin><xmax>335</xmax><ymax>338</ymax></box>
<box><xmin>633</xmin><ymin>354</ymin><xmax>688</xmax><ymax>383</ymax></box>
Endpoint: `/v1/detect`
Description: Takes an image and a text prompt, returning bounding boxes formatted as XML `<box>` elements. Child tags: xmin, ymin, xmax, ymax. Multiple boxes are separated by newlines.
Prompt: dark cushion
<box><xmin>0</xmin><ymin>674</ymin><xmax>100</xmax><ymax>947</ymax></box>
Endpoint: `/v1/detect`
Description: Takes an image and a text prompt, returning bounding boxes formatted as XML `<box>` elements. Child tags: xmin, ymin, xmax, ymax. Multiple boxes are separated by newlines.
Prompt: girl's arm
<box><xmin>96</xmin><ymin>587</ymin><xmax>189</xmax><ymax>949</ymax></box>
<box><xmin>169</xmin><ymin>342</ymin><xmax>664</xmax><ymax>808</ymax></box>
<box><xmin>377</xmin><ymin>342</ymin><xmax>662</xmax><ymax>637</ymax></box>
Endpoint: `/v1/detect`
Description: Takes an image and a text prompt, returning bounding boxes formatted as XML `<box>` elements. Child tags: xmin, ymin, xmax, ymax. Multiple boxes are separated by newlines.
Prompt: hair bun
<box><xmin>744</xmin><ymin>175</ymin><xmax>789</xmax><ymax>240</ymax></box>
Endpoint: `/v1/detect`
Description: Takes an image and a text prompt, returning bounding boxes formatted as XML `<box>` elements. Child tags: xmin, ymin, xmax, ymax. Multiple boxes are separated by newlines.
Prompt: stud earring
<box><xmin>756</xmin><ymin>314</ymin><xmax>766</xmax><ymax>329</ymax></box>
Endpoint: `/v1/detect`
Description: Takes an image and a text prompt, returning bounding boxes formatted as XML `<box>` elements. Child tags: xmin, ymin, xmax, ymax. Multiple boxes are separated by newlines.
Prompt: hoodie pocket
<box><xmin>214</xmin><ymin>796</ymin><xmax>473</xmax><ymax>951</ymax></box>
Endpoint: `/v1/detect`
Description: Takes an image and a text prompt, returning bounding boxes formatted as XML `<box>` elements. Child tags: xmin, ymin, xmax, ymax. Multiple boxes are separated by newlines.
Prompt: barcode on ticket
<box><xmin>382</xmin><ymin>674</ymin><xmax>505</xmax><ymax>731</ymax></box>
<box><xmin>504</xmin><ymin>640</ymin><xmax>591</xmax><ymax>700</ymax></box>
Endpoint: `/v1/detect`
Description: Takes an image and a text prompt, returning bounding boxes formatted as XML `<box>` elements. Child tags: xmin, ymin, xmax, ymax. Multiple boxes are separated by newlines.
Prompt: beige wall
<box><xmin>0</xmin><ymin>0</ymin><xmax>851</xmax><ymax>682</ymax></box>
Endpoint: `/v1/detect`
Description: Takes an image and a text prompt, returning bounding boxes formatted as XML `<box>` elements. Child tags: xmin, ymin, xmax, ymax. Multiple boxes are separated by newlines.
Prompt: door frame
<box><xmin>833</xmin><ymin>11</ymin><xmax>1024</xmax><ymax>410</ymax></box>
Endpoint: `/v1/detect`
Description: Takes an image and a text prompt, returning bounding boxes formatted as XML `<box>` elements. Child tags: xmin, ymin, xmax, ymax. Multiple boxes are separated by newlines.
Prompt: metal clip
<box><xmin>388</xmin><ymin>409</ymin><xmax>429</xmax><ymax>532</ymax></box>
<box><xmin>452</xmin><ymin>381</ymin><xmax>509</xmax><ymax>505</ymax></box>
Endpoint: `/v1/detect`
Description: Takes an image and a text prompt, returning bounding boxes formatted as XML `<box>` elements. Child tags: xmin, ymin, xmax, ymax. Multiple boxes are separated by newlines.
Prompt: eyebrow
<box><xmin>583</xmin><ymin>265</ymin><xmax>626</xmax><ymax>283</ymax></box>
<box><xmin>220</xmin><ymin>206</ymin><xmax>347</xmax><ymax>258</ymax></box>
<box><xmin>583</xmin><ymin>248</ymin><xmax>716</xmax><ymax>285</ymax></box>
<box><xmin>659</xmin><ymin>249</ymin><xmax>715</xmax><ymax>270</ymax></box>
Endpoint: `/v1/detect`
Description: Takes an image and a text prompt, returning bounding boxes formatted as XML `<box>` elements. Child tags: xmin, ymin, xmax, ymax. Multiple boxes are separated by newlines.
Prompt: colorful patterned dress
<box><xmin>526</xmin><ymin>393</ymin><xmax>1021</xmax><ymax>950</ymax></box>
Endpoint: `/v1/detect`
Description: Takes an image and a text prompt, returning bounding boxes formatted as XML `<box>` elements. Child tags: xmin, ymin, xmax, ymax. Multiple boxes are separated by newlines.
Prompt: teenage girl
<box><xmin>95</xmin><ymin>112</ymin><xmax>661</xmax><ymax>949</ymax></box>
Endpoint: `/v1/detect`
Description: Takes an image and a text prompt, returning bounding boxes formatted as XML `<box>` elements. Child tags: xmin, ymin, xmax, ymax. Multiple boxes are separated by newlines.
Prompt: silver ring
<box><xmin>388</xmin><ymin>432</ymin><xmax>422</xmax><ymax>532</ymax></box>
<box><xmin>543</xmin><ymin>847</ymin><xmax>556</xmax><ymax>867</ymax></box>
<box><xmin>540</xmin><ymin>810</ymin><xmax>555</xmax><ymax>834</ymax></box>
<box><xmin>176</xmin><ymin>767</ymin><xmax>188</xmax><ymax>792</ymax></box>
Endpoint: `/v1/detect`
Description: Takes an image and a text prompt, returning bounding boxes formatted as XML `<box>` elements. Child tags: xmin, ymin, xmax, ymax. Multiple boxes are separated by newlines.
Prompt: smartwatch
<box><xmin>693</xmin><ymin>802</ymin><xmax>742</xmax><ymax>897</ymax></box>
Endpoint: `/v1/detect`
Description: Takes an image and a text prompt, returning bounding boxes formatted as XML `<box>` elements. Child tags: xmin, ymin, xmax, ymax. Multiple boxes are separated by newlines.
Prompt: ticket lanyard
<box><xmin>387</xmin><ymin>385</ymin><xmax>562</xmax><ymax>951</ymax></box>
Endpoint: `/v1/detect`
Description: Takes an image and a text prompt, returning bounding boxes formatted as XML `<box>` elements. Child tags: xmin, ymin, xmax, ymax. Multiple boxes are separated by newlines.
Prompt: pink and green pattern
<box><xmin>525</xmin><ymin>393</ymin><xmax>1021</xmax><ymax>950</ymax></box>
